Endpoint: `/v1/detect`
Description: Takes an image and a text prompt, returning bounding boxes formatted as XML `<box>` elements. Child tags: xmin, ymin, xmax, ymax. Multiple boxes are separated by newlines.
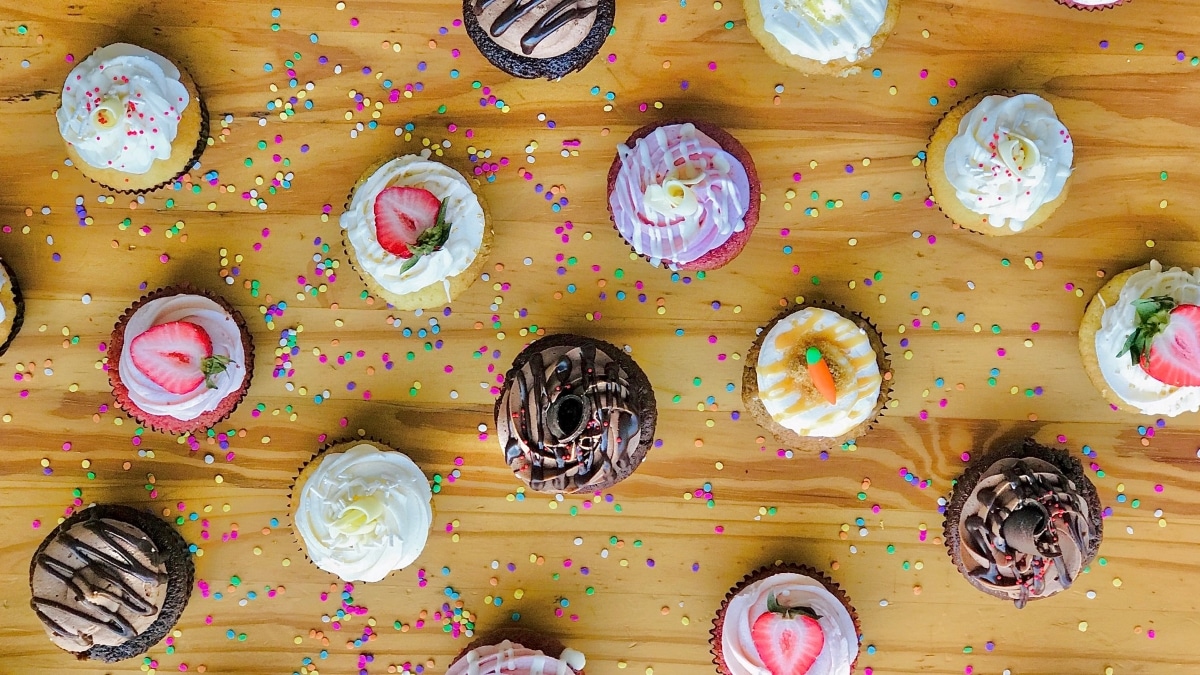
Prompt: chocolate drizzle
<box><xmin>473</xmin><ymin>0</ymin><xmax>599</xmax><ymax>56</ymax></box>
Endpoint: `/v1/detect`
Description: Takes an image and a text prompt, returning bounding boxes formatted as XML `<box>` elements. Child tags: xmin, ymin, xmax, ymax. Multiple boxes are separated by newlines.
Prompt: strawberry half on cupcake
<box><xmin>108</xmin><ymin>286</ymin><xmax>253</xmax><ymax>434</ymax></box>
<box><xmin>607</xmin><ymin>120</ymin><xmax>760</xmax><ymax>271</ymax></box>
<box><xmin>341</xmin><ymin>153</ymin><xmax>492</xmax><ymax>311</ymax></box>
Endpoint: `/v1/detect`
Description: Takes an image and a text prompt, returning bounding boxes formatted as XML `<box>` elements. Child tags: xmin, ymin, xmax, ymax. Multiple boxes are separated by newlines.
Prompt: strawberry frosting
<box><xmin>446</xmin><ymin>639</ymin><xmax>586</xmax><ymax>675</ymax></box>
<box><xmin>610</xmin><ymin>123</ymin><xmax>750</xmax><ymax>268</ymax></box>
<box><xmin>721</xmin><ymin>572</ymin><xmax>858</xmax><ymax>675</ymax></box>
<box><xmin>118</xmin><ymin>295</ymin><xmax>247</xmax><ymax>421</ymax></box>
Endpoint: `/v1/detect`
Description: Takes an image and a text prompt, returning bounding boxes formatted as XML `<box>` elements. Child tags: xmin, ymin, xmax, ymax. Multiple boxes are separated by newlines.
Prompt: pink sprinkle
<box><xmin>997</xmin><ymin>348</ymin><xmax>1007</xmax><ymax>357</ymax></box>
<box><xmin>31</xmin><ymin>520</ymin><xmax>40</xmax><ymax>529</ymax></box>
<box><xmin>714</xmin><ymin>525</ymin><xmax>724</xmax><ymax>533</ymax></box>
<box><xmin>1155</xmin><ymin>484</ymin><xmax>1164</xmax><ymax>492</ymax></box>
<box><xmin>1031</xmin><ymin>322</ymin><xmax>1040</xmax><ymax>332</ymax></box>
<box><xmin>659</xmin><ymin>13</ymin><xmax>667</xmax><ymax>22</ymax></box>
<box><xmin>1148</xmin><ymin>630</ymin><xmax>1156</xmax><ymax>639</ymax></box>
<box><xmin>607</xmin><ymin>53</ymin><xmax>616</xmax><ymax>63</ymax></box>
<box><xmin>708</xmin><ymin>62</ymin><xmax>717</xmax><ymax>71</ymax></box>
<box><xmin>1057</xmin><ymin>434</ymin><xmax>1067</xmax><ymax>443</ymax></box>
<box><xmin>919</xmin><ymin>69</ymin><xmax>928</xmax><ymax>79</ymax></box>
<box><xmin>349</xmin><ymin>17</ymin><xmax>359</xmax><ymax>26</ymax></box>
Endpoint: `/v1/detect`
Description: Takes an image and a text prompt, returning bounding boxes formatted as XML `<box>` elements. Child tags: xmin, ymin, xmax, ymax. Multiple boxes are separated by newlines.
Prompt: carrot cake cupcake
<box><xmin>743</xmin><ymin>0</ymin><xmax>900</xmax><ymax>76</ymax></box>
<box><xmin>341</xmin><ymin>153</ymin><xmax>492</xmax><ymax>311</ymax></box>
<box><xmin>448</xmin><ymin>629</ymin><xmax>586</xmax><ymax>674</ymax></box>
<box><xmin>56</xmin><ymin>43</ymin><xmax>205</xmax><ymax>193</ymax></box>
<box><xmin>0</xmin><ymin>255</ymin><xmax>24</xmax><ymax>357</ymax></box>
<box><xmin>463</xmin><ymin>0</ymin><xmax>615</xmax><ymax>80</ymax></box>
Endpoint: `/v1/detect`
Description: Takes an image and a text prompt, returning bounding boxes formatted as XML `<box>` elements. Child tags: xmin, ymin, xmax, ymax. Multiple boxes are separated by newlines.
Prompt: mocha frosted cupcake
<box><xmin>29</xmin><ymin>504</ymin><xmax>194</xmax><ymax>662</ymax></box>
<box><xmin>496</xmin><ymin>333</ymin><xmax>657</xmax><ymax>494</ymax></box>
<box><xmin>943</xmin><ymin>439</ymin><xmax>1103</xmax><ymax>607</ymax></box>
<box><xmin>290</xmin><ymin>439</ymin><xmax>433</xmax><ymax>583</ymax></box>
<box><xmin>449</xmin><ymin>629</ymin><xmax>586</xmax><ymax>674</ymax></box>
<box><xmin>462</xmin><ymin>0</ymin><xmax>615</xmax><ymax>80</ymax></box>
<box><xmin>0</xmin><ymin>256</ymin><xmax>25</xmax><ymax>357</ymax></box>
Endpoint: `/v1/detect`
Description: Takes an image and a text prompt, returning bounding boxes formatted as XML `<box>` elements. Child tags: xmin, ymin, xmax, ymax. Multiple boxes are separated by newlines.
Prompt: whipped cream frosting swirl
<box><xmin>295</xmin><ymin>443</ymin><xmax>433</xmax><ymax>583</ymax></box>
<box><xmin>958</xmin><ymin>455</ymin><xmax>1096</xmax><ymax>608</ymax></box>
<box><xmin>341</xmin><ymin>154</ymin><xmax>486</xmax><ymax>303</ymax></box>
<box><xmin>942</xmin><ymin>93</ymin><xmax>1073</xmax><ymax>232</ymax></box>
<box><xmin>1094</xmin><ymin>260</ymin><xmax>1200</xmax><ymax>416</ymax></box>
<box><xmin>760</xmin><ymin>0</ymin><xmax>889</xmax><ymax>64</ymax></box>
<box><xmin>611</xmin><ymin>123</ymin><xmax>750</xmax><ymax>267</ymax></box>
<box><xmin>447</xmin><ymin>639</ymin><xmax>586</xmax><ymax>675</ymax></box>
<box><xmin>721</xmin><ymin>572</ymin><xmax>858</xmax><ymax>675</ymax></box>
<box><xmin>57</xmin><ymin>43</ymin><xmax>191</xmax><ymax>174</ymax></box>
<box><xmin>118</xmin><ymin>294</ymin><xmax>247</xmax><ymax>422</ymax></box>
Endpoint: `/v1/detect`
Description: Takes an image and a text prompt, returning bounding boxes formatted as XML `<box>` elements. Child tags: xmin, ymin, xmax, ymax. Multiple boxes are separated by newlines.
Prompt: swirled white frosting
<box><xmin>942</xmin><ymin>93</ymin><xmax>1073</xmax><ymax>232</ymax></box>
<box><xmin>611</xmin><ymin>123</ymin><xmax>750</xmax><ymax>267</ymax></box>
<box><xmin>721</xmin><ymin>572</ymin><xmax>858</xmax><ymax>675</ymax></box>
<box><xmin>295</xmin><ymin>443</ymin><xmax>433</xmax><ymax>582</ymax></box>
<box><xmin>1070</xmin><ymin>0</ymin><xmax>1118</xmax><ymax>5</ymax></box>
<box><xmin>340</xmin><ymin>154</ymin><xmax>486</xmax><ymax>303</ymax></box>
<box><xmin>0</xmin><ymin>265</ymin><xmax>8</xmax><ymax>326</ymax></box>
<box><xmin>118</xmin><ymin>294</ymin><xmax>246</xmax><ymax>422</ymax></box>
<box><xmin>446</xmin><ymin>639</ymin><xmax>586</xmax><ymax>675</ymax></box>
<box><xmin>1094</xmin><ymin>260</ymin><xmax>1200</xmax><ymax>416</ymax></box>
<box><xmin>56</xmin><ymin>43</ymin><xmax>191</xmax><ymax>174</ymax></box>
<box><xmin>760</xmin><ymin>0</ymin><xmax>888</xmax><ymax>64</ymax></box>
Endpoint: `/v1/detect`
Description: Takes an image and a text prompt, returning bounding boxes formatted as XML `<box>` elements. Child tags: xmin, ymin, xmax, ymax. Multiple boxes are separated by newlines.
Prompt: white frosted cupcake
<box><xmin>341</xmin><ymin>153</ymin><xmax>492</xmax><ymax>311</ymax></box>
<box><xmin>57</xmin><ymin>43</ymin><xmax>205</xmax><ymax>193</ymax></box>
<box><xmin>743</xmin><ymin>0</ymin><xmax>900</xmax><ymax>76</ymax></box>
<box><xmin>290</xmin><ymin>440</ymin><xmax>433</xmax><ymax>583</ymax></box>
<box><xmin>927</xmin><ymin>92</ymin><xmax>1074</xmax><ymax>235</ymax></box>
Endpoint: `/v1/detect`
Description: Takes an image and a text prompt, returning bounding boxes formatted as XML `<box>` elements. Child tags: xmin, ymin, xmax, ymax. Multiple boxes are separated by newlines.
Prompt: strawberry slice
<box><xmin>130</xmin><ymin>321</ymin><xmax>231</xmax><ymax>395</ymax></box>
<box><xmin>373</xmin><ymin>186</ymin><xmax>442</xmax><ymax>259</ymax></box>
<box><xmin>750</xmin><ymin>593</ymin><xmax>825</xmax><ymax>675</ymax></box>
<box><xmin>1119</xmin><ymin>296</ymin><xmax>1200</xmax><ymax>387</ymax></box>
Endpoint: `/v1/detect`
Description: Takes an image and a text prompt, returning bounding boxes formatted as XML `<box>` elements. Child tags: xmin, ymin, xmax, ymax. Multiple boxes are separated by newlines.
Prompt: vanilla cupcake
<box><xmin>927</xmin><ymin>92</ymin><xmax>1073</xmax><ymax>235</ymax></box>
<box><xmin>0</xmin><ymin>256</ymin><xmax>24</xmax><ymax>357</ymax></box>
<box><xmin>341</xmin><ymin>154</ymin><xmax>492</xmax><ymax>311</ymax></box>
<box><xmin>744</xmin><ymin>0</ymin><xmax>899</xmax><ymax>76</ymax></box>
<box><xmin>290</xmin><ymin>440</ymin><xmax>433</xmax><ymax>583</ymax></box>
<box><xmin>57</xmin><ymin>43</ymin><xmax>205</xmax><ymax>193</ymax></box>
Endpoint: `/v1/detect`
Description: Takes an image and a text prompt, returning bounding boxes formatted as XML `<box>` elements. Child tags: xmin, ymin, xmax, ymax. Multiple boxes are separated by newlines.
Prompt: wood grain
<box><xmin>0</xmin><ymin>0</ymin><xmax>1198</xmax><ymax>673</ymax></box>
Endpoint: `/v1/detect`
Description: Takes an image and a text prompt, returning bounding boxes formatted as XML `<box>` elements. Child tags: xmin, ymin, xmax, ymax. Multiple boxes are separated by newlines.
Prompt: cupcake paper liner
<box><xmin>710</xmin><ymin>563</ymin><xmax>861</xmax><ymax>675</ymax></box>
<box><xmin>742</xmin><ymin>301</ymin><xmax>892</xmax><ymax>453</ymax></box>
<box><xmin>0</xmin><ymin>257</ymin><xmax>26</xmax><ymax>358</ymax></box>
<box><xmin>107</xmin><ymin>284</ymin><xmax>254</xmax><ymax>435</ymax></box>
<box><xmin>453</xmin><ymin>628</ymin><xmax>581</xmax><ymax>671</ymax></box>
<box><xmin>461</xmin><ymin>0</ymin><xmax>615</xmax><ymax>81</ymax></box>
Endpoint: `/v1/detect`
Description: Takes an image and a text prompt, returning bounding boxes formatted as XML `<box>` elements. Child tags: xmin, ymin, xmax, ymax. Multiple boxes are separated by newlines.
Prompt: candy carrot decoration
<box><xmin>806</xmin><ymin>346</ymin><xmax>837</xmax><ymax>405</ymax></box>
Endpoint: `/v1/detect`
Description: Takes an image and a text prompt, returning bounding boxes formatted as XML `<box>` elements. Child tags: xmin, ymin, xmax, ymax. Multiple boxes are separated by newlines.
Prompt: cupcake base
<box><xmin>454</xmin><ymin>629</ymin><xmax>583</xmax><ymax>671</ymax></box>
<box><xmin>941</xmin><ymin>439</ymin><xmax>1104</xmax><ymax>604</ymax></box>
<box><xmin>0</xmin><ymin>257</ymin><xmax>26</xmax><ymax>357</ymax></box>
<box><xmin>1078</xmin><ymin>263</ymin><xmax>1148</xmax><ymax>413</ymax></box>
<box><xmin>742</xmin><ymin>302</ymin><xmax>891</xmax><ymax>452</ymax></box>
<box><xmin>742</xmin><ymin>0</ymin><xmax>899</xmax><ymax>77</ymax></box>
<box><xmin>710</xmin><ymin>563</ymin><xmax>860</xmax><ymax>675</ymax></box>
<box><xmin>606</xmin><ymin>119</ymin><xmax>761</xmax><ymax>271</ymax></box>
<box><xmin>461</xmin><ymin>0</ymin><xmax>615</xmax><ymax>80</ymax></box>
<box><xmin>926</xmin><ymin>91</ymin><xmax>1071</xmax><ymax>236</ymax></box>
<box><xmin>107</xmin><ymin>285</ymin><xmax>254</xmax><ymax>435</ymax></box>
<box><xmin>29</xmin><ymin>504</ymin><xmax>194</xmax><ymax>663</ymax></box>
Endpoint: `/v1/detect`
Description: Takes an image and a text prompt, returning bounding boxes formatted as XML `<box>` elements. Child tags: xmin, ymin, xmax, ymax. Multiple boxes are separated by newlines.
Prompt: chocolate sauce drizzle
<box><xmin>31</xmin><ymin>517</ymin><xmax>166</xmax><ymax>649</ymax></box>
<box><xmin>473</xmin><ymin>0</ymin><xmax>599</xmax><ymax>55</ymax></box>
<box><xmin>502</xmin><ymin>343</ymin><xmax>641</xmax><ymax>492</ymax></box>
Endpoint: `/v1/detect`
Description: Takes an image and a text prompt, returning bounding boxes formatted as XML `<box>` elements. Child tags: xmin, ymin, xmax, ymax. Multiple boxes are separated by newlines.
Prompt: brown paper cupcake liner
<box><xmin>606</xmin><ymin>119</ymin><xmax>760</xmax><ymax>272</ymax></box>
<box><xmin>710</xmin><ymin>563</ymin><xmax>861</xmax><ymax>675</ymax></box>
<box><xmin>453</xmin><ymin>628</ymin><xmax>582</xmax><ymax>671</ymax></box>
<box><xmin>107</xmin><ymin>284</ymin><xmax>254</xmax><ymax>435</ymax></box>
<box><xmin>742</xmin><ymin>301</ymin><xmax>892</xmax><ymax>453</ymax></box>
<box><xmin>942</xmin><ymin>438</ymin><xmax>1104</xmax><ymax>604</ymax></box>
<box><xmin>29</xmin><ymin>504</ymin><xmax>194</xmax><ymax>663</ymax></box>
<box><xmin>0</xmin><ymin>257</ymin><xmax>26</xmax><ymax>358</ymax></box>
<box><xmin>1054</xmin><ymin>0</ymin><xmax>1127</xmax><ymax>10</ymax></box>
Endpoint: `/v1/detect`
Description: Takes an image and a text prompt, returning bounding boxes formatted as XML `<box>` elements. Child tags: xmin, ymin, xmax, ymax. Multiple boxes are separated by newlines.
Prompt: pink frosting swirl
<box><xmin>446</xmin><ymin>640</ymin><xmax>585</xmax><ymax>675</ymax></box>
<box><xmin>610</xmin><ymin>123</ymin><xmax>750</xmax><ymax>267</ymax></box>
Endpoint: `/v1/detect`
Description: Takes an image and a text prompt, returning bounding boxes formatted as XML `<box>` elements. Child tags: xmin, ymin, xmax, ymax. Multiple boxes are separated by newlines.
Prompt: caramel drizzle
<box><xmin>474</xmin><ymin>0</ymin><xmax>599</xmax><ymax>55</ymax></box>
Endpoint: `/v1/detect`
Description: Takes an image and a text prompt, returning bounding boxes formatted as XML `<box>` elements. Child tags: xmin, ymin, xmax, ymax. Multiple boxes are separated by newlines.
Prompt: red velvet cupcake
<box><xmin>108</xmin><ymin>285</ymin><xmax>253</xmax><ymax>434</ymax></box>
<box><xmin>448</xmin><ymin>629</ymin><xmax>586</xmax><ymax>674</ymax></box>
<box><xmin>1053</xmin><ymin>0</ymin><xmax>1127</xmax><ymax>9</ymax></box>
<box><xmin>607</xmin><ymin>120</ymin><xmax>760</xmax><ymax>271</ymax></box>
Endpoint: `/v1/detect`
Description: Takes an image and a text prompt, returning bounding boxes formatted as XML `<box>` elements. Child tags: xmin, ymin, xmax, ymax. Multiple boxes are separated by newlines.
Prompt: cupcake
<box><xmin>56</xmin><ymin>43</ymin><xmax>206</xmax><ymax>193</ymax></box>
<box><xmin>496</xmin><ymin>333</ymin><xmax>657</xmax><ymax>494</ymax></box>
<box><xmin>607</xmin><ymin>120</ymin><xmax>760</xmax><ymax>271</ymax></box>
<box><xmin>341</xmin><ymin>153</ymin><xmax>492</xmax><ymax>311</ymax></box>
<box><xmin>0</xmin><ymin>255</ymin><xmax>25</xmax><ymax>357</ymax></box>
<box><xmin>462</xmin><ymin>0</ymin><xmax>615</xmax><ymax>80</ymax></box>
<box><xmin>1054</xmin><ymin>0</ymin><xmax>1126</xmax><ymax>9</ymax></box>
<box><xmin>29</xmin><ymin>504</ymin><xmax>194</xmax><ymax>662</ymax></box>
<box><xmin>107</xmin><ymin>286</ymin><xmax>253</xmax><ymax>435</ymax></box>
<box><xmin>1079</xmin><ymin>259</ymin><xmax>1200</xmax><ymax>416</ymax></box>
<box><xmin>290</xmin><ymin>440</ymin><xmax>433</xmax><ymax>583</ymax></box>
<box><xmin>448</xmin><ymin>629</ymin><xmax>586</xmax><ymax>675</ymax></box>
<box><xmin>927</xmin><ymin>92</ymin><xmax>1073</xmax><ymax>235</ymax></box>
<box><xmin>943</xmin><ymin>439</ymin><xmax>1103</xmax><ymax>608</ymax></box>
<box><xmin>744</xmin><ymin>0</ymin><xmax>899</xmax><ymax>76</ymax></box>
<box><xmin>712</xmin><ymin>564</ymin><xmax>860</xmax><ymax>675</ymax></box>
<box><xmin>743</xmin><ymin>303</ymin><xmax>890</xmax><ymax>452</ymax></box>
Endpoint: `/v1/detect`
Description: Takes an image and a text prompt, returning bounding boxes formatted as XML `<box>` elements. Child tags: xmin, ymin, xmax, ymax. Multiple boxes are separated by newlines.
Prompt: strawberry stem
<box><xmin>202</xmin><ymin>355</ymin><xmax>232</xmax><ymax>389</ymax></box>
<box><xmin>1118</xmin><ymin>295</ymin><xmax>1177</xmax><ymax>366</ymax></box>
<box><xmin>397</xmin><ymin>199</ymin><xmax>453</xmax><ymax>275</ymax></box>
<box><xmin>765</xmin><ymin>592</ymin><xmax>821</xmax><ymax>621</ymax></box>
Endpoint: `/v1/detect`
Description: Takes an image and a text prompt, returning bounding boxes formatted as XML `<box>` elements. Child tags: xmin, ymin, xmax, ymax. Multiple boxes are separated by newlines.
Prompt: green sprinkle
<box><xmin>806</xmin><ymin>346</ymin><xmax>822</xmax><ymax>365</ymax></box>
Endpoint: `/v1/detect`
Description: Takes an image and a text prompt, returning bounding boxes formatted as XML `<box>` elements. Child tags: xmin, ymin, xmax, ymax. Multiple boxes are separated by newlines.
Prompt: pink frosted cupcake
<box><xmin>1054</xmin><ymin>0</ymin><xmax>1126</xmax><ymax>9</ymax></box>
<box><xmin>448</xmin><ymin>629</ymin><xmax>586</xmax><ymax>674</ymax></box>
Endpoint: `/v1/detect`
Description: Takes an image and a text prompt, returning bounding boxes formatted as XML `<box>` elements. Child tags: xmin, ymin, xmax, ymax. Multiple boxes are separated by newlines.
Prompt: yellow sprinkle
<box><xmin>1113</xmin><ymin>578</ymin><xmax>1123</xmax><ymax>587</ymax></box>
<box><xmin>282</xmin><ymin>558</ymin><xmax>291</xmax><ymax>566</ymax></box>
<box><xmin>1079</xmin><ymin>621</ymin><xmax>1088</xmax><ymax>632</ymax></box>
<box><xmin>214</xmin><ymin>474</ymin><xmax>224</xmax><ymax>484</ymax></box>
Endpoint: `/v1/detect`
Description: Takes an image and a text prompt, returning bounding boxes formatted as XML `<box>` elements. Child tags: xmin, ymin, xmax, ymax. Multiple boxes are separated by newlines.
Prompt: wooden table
<box><xmin>1</xmin><ymin>0</ymin><xmax>1198</xmax><ymax>672</ymax></box>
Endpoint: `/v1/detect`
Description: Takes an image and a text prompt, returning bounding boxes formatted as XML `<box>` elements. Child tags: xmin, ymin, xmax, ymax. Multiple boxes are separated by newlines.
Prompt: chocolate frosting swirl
<box><xmin>473</xmin><ymin>0</ymin><xmax>599</xmax><ymax>58</ymax></box>
<box><xmin>497</xmin><ymin>335</ymin><xmax>653</xmax><ymax>493</ymax></box>
<box><xmin>30</xmin><ymin>516</ymin><xmax>168</xmax><ymax>652</ymax></box>
<box><xmin>958</xmin><ymin>455</ymin><xmax>1097</xmax><ymax>608</ymax></box>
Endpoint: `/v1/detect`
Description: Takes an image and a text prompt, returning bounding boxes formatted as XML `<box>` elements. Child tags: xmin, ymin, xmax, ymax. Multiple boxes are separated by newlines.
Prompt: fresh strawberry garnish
<box><xmin>750</xmin><ymin>593</ymin><xmax>825</xmax><ymax>675</ymax></box>
<box><xmin>372</xmin><ymin>186</ymin><xmax>447</xmax><ymax>260</ymax></box>
<box><xmin>1119</xmin><ymin>295</ymin><xmax>1200</xmax><ymax>387</ymax></box>
<box><xmin>130</xmin><ymin>321</ymin><xmax>232</xmax><ymax>395</ymax></box>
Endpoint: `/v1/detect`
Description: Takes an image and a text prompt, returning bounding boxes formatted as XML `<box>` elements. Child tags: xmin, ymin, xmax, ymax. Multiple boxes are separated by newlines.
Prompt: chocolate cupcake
<box><xmin>449</xmin><ymin>629</ymin><xmax>586</xmax><ymax>674</ymax></box>
<box><xmin>943</xmin><ymin>439</ymin><xmax>1104</xmax><ymax>608</ymax></box>
<box><xmin>0</xmin><ymin>255</ymin><xmax>25</xmax><ymax>357</ymax></box>
<box><xmin>29</xmin><ymin>504</ymin><xmax>194</xmax><ymax>663</ymax></box>
<box><xmin>463</xmin><ymin>0</ymin><xmax>615</xmax><ymax>80</ymax></box>
<box><xmin>495</xmin><ymin>333</ymin><xmax>657</xmax><ymax>494</ymax></box>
